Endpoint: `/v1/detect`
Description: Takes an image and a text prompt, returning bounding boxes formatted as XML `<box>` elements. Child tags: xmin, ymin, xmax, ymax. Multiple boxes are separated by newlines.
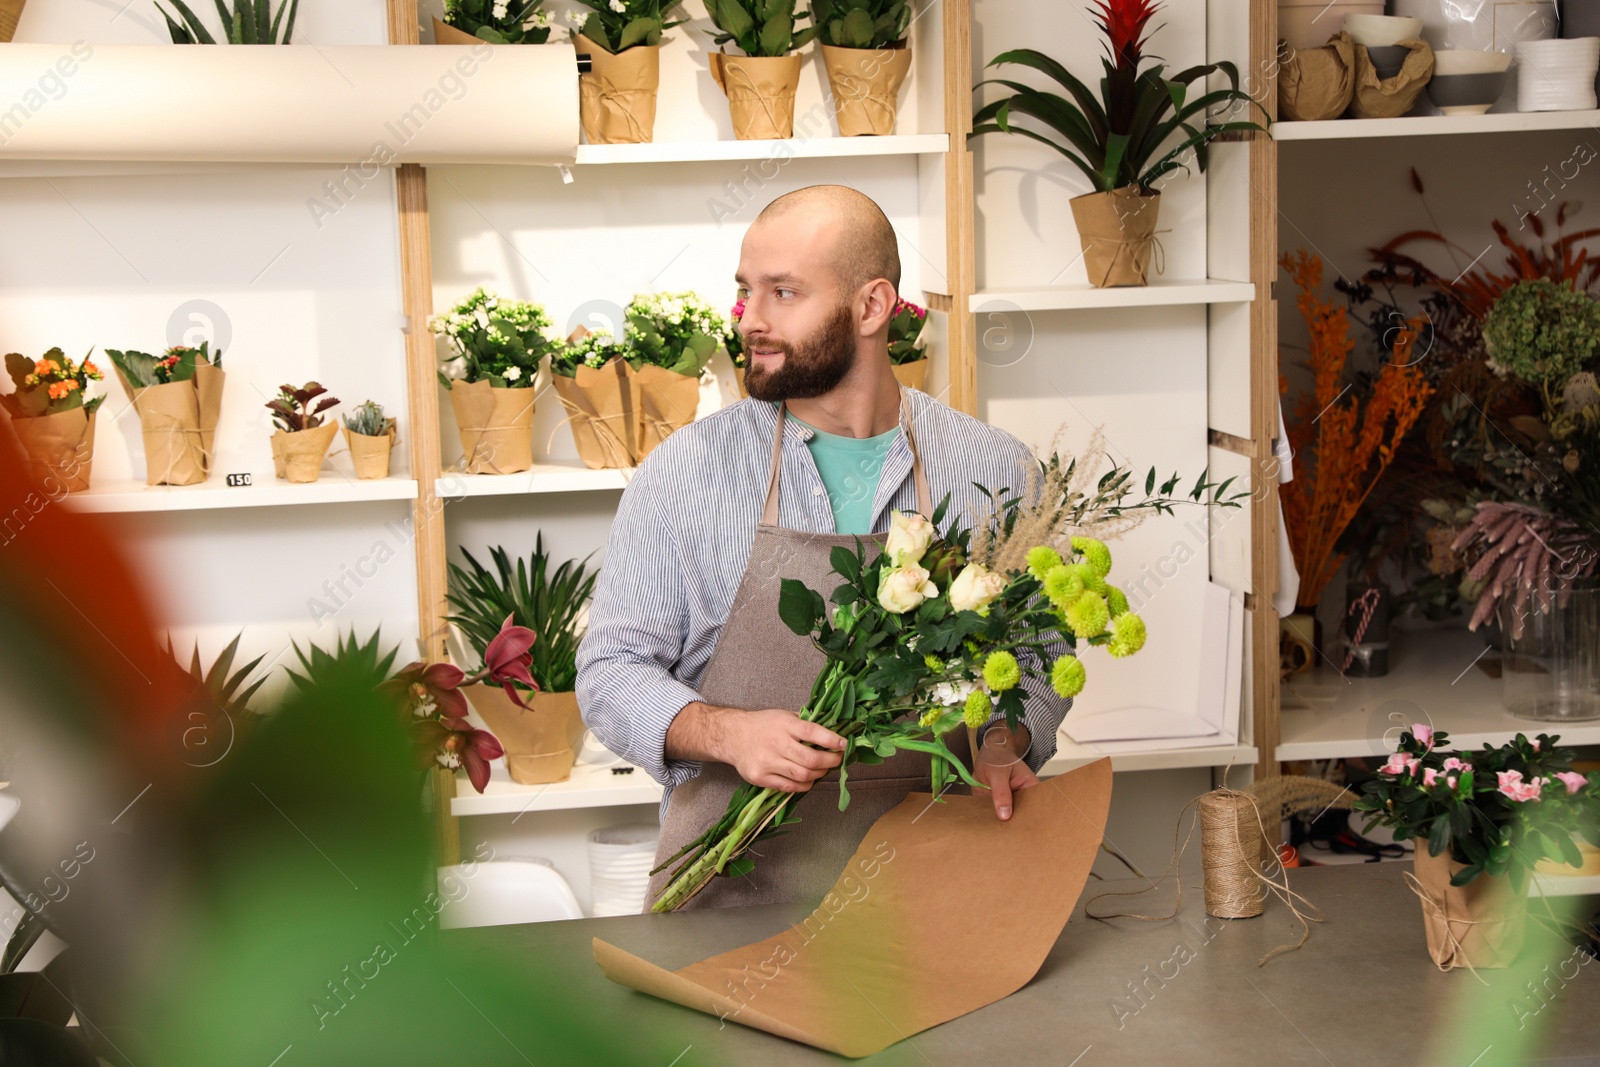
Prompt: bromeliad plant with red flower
<box><xmin>1353</xmin><ymin>725</ymin><xmax>1600</xmax><ymax>889</ymax></box>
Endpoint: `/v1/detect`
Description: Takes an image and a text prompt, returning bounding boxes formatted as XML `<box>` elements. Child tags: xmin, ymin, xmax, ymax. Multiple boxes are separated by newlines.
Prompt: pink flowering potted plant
<box><xmin>1354</xmin><ymin>725</ymin><xmax>1600</xmax><ymax>970</ymax></box>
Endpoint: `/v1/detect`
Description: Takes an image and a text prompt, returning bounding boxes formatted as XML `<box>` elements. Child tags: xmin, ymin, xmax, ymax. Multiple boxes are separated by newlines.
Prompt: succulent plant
<box><xmin>267</xmin><ymin>382</ymin><xmax>339</xmax><ymax>433</ymax></box>
<box><xmin>343</xmin><ymin>400</ymin><xmax>389</xmax><ymax>437</ymax></box>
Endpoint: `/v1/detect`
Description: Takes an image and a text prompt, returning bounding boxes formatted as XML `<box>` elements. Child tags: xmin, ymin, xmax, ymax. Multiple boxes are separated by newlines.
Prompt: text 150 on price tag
<box><xmin>226</xmin><ymin>473</ymin><xmax>252</xmax><ymax>487</ymax></box>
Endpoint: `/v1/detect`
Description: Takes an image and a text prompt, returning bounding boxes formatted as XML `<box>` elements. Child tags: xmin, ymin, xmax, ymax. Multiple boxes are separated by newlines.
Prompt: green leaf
<box><xmin>831</xmin><ymin>544</ymin><xmax>862</xmax><ymax>583</ymax></box>
<box><xmin>778</xmin><ymin>578</ymin><xmax>823</xmax><ymax>636</ymax></box>
<box><xmin>618</xmin><ymin>16</ymin><xmax>658</xmax><ymax>49</ymax></box>
<box><xmin>840</xmin><ymin>7</ymin><xmax>872</xmax><ymax>46</ymax></box>
<box><xmin>1427</xmin><ymin>813</ymin><xmax>1451</xmax><ymax>857</ymax></box>
<box><xmin>163</xmin><ymin>0</ymin><xmax>218</xmax><ymax>43</ymax></box>
<box><xmin>725</xmin><ymin>856</ymin><xmax>756</xmax><ymax>877</ymax></box>
<box><xmin>758</xmin><ymin>14</ymin><xmax>792</xmax><ymax>56</ymax></box>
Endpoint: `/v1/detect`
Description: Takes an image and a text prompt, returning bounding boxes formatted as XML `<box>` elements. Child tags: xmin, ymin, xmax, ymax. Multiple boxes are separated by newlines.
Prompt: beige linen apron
<box><xmin>646</xmin><ymin>391</ymin><xmax>971</xmax><ymax>911</ymax></box>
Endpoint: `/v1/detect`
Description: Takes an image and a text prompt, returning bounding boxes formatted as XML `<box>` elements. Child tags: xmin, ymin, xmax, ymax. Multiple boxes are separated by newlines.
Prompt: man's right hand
<box><xmin>665</xmin><ymin>702</ymin><xmax>847</xmax><ymax>792</ymax></box>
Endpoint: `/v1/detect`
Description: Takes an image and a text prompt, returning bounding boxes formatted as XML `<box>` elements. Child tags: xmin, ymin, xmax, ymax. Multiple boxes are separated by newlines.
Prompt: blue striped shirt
<box><xmin>575</xmin><ymin>389</ymin><xmax>1072</xmax><ymax>804</ymax></box>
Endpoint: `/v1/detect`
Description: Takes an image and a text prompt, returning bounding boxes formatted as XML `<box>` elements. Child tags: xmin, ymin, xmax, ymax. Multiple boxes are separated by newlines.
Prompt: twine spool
<box><xmin>1199</xmin><ymin>790</ymin><xmax>1266</xmax><ymax>919</ymax></box>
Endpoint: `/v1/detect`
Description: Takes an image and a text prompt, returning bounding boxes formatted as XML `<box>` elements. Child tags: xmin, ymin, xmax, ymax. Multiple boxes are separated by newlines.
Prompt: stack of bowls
<box><xmin>588</xmin><ymin>822</ymin><xmax>660</xmax><ymax>916</ymax></box>
<box><xmin>1517</xmin><ymin>37</ymin><xmax>1600</xmax><ymax>111</ymax></box>
<box><xmin>1345</xmin><ymin>13</ymin><xmax>1425</xmax><ymax>77</ymax></box>
<box><xmin>1428</xmin><ymin>50</ymin><xmax>1513</xmax><ymax>115</ymax></box>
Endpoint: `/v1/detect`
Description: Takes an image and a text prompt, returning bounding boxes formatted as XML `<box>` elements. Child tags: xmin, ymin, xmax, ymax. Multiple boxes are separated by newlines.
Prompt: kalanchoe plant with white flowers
<box><xmin>551</xmin><ymin>327</ymin><xmax>629</xmax><ymax>378</ymax></box>
<box><xmin>624</xmin><ymin>291</ymin><xmax>726</xmax><ymax>377</ymax></box>
<box><xmin>429</xmin><ymin>288</ymin><xmax>555</xmax><ymax>389</ymax></box>
<box><xmin>1354</xmin><ymin>726</ymin><xmax>1600</xmax><ymax>889</ymax></box>
<box><xmin>567</xmin><ymin>0</ymin><xmax>685</xmax><ymax>53</ymax></box>
<box><xmin>443</xmin><ymin>0</ymin><xmax>553</xmax><ymax>43</ymax></box>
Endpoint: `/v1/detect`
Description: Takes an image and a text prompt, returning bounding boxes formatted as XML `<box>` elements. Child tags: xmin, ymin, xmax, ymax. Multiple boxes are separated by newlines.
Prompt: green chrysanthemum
<box><xmin>924</xmin><ymin>653</ymin><xmax>943</xmax><ymax>671</ymax></box>
<box><xmin>1043</xmin><ymin>565</ymin><xmax>1084</xmax><ymax>608</ymax></box>
<box><xmin>1106</xmin><ymin>586</ymin><xmax>1129</xmax><ymax>616</ymax></box>
<box><xmin>919</xmin><ymin>706</ymin><xmax>943</xmax><ymax>727</ymax></box>
<box><xmin>1027</xmin><ymin>545</ymin><xmax>1064</xmax><ymax>581</ymax></box>
<box><xmin>1107</xmin><ymin>612</ymin><xmax>1147</xmax><ymax>657</ymax></box>
<box><xmin>1072</xmin><ymin>536</ymin><xmax>1112</xmax><ymax>577</ymax></box>
<box><xmin>1075</xmin><ymin>562</ymin><xmax>1109</xmax><ymax>597</ymax></box>
<box><xmin>982</xmin><ymin>650</ymin><xmax>1021</xmax><ymax>691</ymax></box>
<box><xmin>963</xmin><ymin>689</ymin><xmax>992</xmax><ymax>728</ymax></box>
<box><xmin>1065</xmin><ymin>592</ymin><xmax>1110</xmax><ymax>639</ymax></box>
<box><xmin>1050</xmin><ymin>655</ymin><xmax>1086</xmax><ymax>699</ymax></box>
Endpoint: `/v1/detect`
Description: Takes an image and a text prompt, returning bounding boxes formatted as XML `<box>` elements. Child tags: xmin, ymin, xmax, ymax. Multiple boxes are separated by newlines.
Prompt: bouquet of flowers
<box><xmin>625</xmin><ymin>291</ymin><xmax>724</xmax><ymax>459</ymax></box>
<box><xmin>441</xmin><ymin>0</ymin><xmax>552</xmax><ymax>44</ymax></box>
<box><xmin>106</xmin><ymin>342</ymin><xmax>225</xmax><ymax>486</ymax></box>
<box><xmin>431</xmin><ymin>288</ymin><xmax>552</xmax><ymax>475</ymax></box>
<box><xmin>650</xmin><ymin>446</ymin><xmax>1240</xmax><ymax>910</ymax></box>
<box><xmin>2</xmin><ymin>348</ymin><xmax>105</xmax><ymax>493</ymax></box>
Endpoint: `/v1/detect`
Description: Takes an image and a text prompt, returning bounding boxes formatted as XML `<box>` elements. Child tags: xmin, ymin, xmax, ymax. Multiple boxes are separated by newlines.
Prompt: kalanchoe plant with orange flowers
<box><xmin>2</xmin><ymin>349</ymin><xmax>105</xmax><ymax>418</ymax></box>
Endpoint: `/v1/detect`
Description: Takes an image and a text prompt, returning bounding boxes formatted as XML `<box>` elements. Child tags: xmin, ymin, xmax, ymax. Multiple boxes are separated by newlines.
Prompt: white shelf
<box><xmin>451</xmin><ymin>758</ymin><xmax>663</xmax><ymax>817</ymax></box>
<box><xmin>62</xmin><ymin>477</ymin><xmax>419</xmax><ymax>514</ymax></box>
<box><xmin>1277</xmin><ymin>628</ymin><xmax>1600</xmax><ymax>762</ymax></box>
<box><xmin>1530</xmin><ymin>871</ymin><xmax>1600</xmax><ymax>899</ymax></box>
<box><xmin>1274</xmin><ymin>109</ymin><xmax>1600</xmax><ymax>141</ymax></box>
<box><xmin>572</xmin><ymin>134</ymin><xmax>948</xmax><ymax>165</ymax></box>
<box><xmin>440</xmin><ymin>462</ymin><xmax>634</xmax><ymax>499</ymax></box>
<box><xmin>1043</xmin><ymin>738</ymin><xmax>1259</xmax><ymax>776</ymax></box>
<box><xmin>974</xmin><ymin>279</ymin><xmax>1255</xmax><ymax>311</ymax></box>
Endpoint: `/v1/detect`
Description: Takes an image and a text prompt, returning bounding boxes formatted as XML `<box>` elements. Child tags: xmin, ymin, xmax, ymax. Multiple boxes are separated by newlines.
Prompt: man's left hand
<box><xmin>974</xmin><ymin>724</ymin><xmax>1039</xmax><ymax>821</ymax></box>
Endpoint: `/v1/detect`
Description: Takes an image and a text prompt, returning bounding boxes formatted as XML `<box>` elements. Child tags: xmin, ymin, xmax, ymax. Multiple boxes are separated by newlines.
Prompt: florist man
<box><xmin>576</xmin><ymin>185</ymin><xmax>1070</xmax><ymax>911</ymax></box>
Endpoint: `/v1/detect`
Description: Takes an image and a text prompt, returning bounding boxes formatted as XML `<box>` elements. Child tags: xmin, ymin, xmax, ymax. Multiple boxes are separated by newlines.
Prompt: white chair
<box><xmin>436</xmin><ymin>859</ymin><xmax>584</xmax><ymax>928</ymax></box>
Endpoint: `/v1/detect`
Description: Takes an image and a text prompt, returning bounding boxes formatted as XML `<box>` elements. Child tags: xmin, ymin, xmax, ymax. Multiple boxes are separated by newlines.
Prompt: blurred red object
<box><xmin>1279</xmin><ymin>843</ymin><xmax>1301</xmax><ymax>868</ymax></box>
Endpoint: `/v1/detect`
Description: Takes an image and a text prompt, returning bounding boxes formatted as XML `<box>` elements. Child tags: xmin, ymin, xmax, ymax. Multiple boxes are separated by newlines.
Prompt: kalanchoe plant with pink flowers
<box><xmin>885</xmin><ymin>298</ymin><xmax>928</xmax><ymax>365</ymax></box>
<box><xmin>1354</xmin><ymin>725</ymin><xmax>1600</xmax><ymax>888</ymax></box>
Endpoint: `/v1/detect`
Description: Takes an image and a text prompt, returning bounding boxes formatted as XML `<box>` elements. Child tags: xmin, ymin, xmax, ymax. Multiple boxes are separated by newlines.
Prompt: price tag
<box><xmin>610</xmin><ymin>766</ymin><xmax>634</xmax><ymax>776</ymax></box>
<box><xmin>226</xmin><ymin>473</ymin><xmax>252</xmax><ymax>487</ymax></box>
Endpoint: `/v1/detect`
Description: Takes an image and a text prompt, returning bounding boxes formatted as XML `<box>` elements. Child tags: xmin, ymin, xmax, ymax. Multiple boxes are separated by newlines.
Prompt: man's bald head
<box><xmin>754</xmin><ymin>185</ymin><xmax>901</xmax><ymax>297</ymax></box>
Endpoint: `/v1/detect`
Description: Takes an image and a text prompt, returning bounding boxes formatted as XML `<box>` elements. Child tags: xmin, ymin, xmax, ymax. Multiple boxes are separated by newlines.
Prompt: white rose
<box><xmin>884</xmin><ymin>510</ymin><xmax>934</xmax><ymax>569</ymax></box>
<box><xmin>878</xmin><ymin>565</ymin><xmax>936</xmax><ymax>614</ymax></box>
<box><xmin>949</xmin><ymin>563</ymin><xmax>1005</xmax><ymax>613</ymax></box>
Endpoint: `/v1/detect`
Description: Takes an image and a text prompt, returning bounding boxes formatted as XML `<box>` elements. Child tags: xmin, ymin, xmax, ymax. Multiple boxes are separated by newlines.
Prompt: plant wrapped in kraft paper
<box><xmin>447</xmin><ymin>537</ymin><xmax>598</xmax><ymax>785</ymax></box>
<box><xmin>812</xmin><ymin>0</ymin><xmax>911</xmax><ymax>135</ymax></box>
<box><xmin>566</xmin><ymin>0</ymin><xmax>686</xmax><ymax>144</ymax></box>
<box><xmin>624</xmin><ymin>291</ymin><xmax>723</xmax><ymax>460</ymax></box>
<box><xmin>266</xmin><ymin>381</ymin><xmax>339</xmax><ymax>484</ymax></box>
<box><xmin>970</xmin><ymin>0</ymin><xmax>1267</xmax><ymax>286</ymax></box>
<box><xmin>2</xmin><ymin>348</ymin><xmax>104</xmax><ymax>493</ymax></box>
<box><xmin>651</xmin><ymin>444</ymin><xmax>1242</xmax><ymax>911</ymax></box>
<box><xmin>431</xmin><ymin>287</ymin><xmax>553</xmax><ymax>475</ymax></box>
<box><xmin>1354</xmin><ymin>726</ymin><xmax>1600</xmax><ymax>971</ymax></box>
<box><xmin>705</xmin><ymin>0</ymin><xmax>816</xmax><ymax>139</ymax></box>
<box><xmin>106</xmin><ymin>343</ymin><xmax>225</xmax><ymax>486</ymax></box>
<box><xmin>435</xmin><ymin>0</ymin><xmax>552</xmax><ymax>45</ymax></box>
<box><xmin>341</xmin><ymin>399</ymin><xmax>398</xmax><ymax>480</ymax></box>
<box><xmin>551</xmin><ymin>326</ymin><xmax>640</xmax><ymax>468</ymax></box>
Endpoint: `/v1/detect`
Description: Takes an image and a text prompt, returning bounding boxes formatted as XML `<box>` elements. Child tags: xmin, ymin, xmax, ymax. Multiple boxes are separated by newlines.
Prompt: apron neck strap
<box><xmin>761</xmin><ymin>384</ymin><xmax>931</xmax><ymax>526</ymax></box>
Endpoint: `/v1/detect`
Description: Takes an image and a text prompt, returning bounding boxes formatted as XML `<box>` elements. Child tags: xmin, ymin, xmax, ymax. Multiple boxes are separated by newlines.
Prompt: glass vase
<box><xmin>1501</xmin><ymin>579</ymin><xmax>1600</xmax><ymax>722</ymax></box>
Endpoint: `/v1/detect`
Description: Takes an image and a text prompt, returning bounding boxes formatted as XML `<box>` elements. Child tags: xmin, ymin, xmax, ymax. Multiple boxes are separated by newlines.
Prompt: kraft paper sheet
<box><xmin>595</xmin><ymin>758</ymin><xmax>1112</xmax><ymax>1058</ymax></box>
<box><xmin>8</xmin><ymin>407</ymin><xmax>95</xmax><ymax>493</ymax></box>
<box><xmin>449</xmin><ymin>379</ymin><xmax>535</xmax><ymax>475</ymax></box>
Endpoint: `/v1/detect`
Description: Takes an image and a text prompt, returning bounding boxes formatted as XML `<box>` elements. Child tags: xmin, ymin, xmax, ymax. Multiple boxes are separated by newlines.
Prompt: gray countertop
<box><xmin>445</xmin><ymin>863</ymin><xmax>1598</xmax><ymax>1066</ymax></box>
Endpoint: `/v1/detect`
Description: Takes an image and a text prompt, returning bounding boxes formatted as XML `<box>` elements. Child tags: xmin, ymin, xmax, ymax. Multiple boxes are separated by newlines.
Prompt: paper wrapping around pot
<box><xmin>344</xmin><ymin>419</ymin><xmax>396</xmax><ymax>480</ymax></box>
<box><xmin>709</xmin><ymin>52</ymin><xmax>802</xmax><ymax>139</ymax></box>
<box><xmin>1068</xmin><ymin>187</ymin><xmax>1162</xmax><ymax>288</ymax></box>
<box><xmin>576</xmin><ymin>33</ymin><xmax>659</xmax><ymax>144</ymax></box>
<box><xmin>820</xmin><ymin>42</ymin><xmax>912</xmax><ymax>136</ymax></box>
<box><xmin>431</xmin><ymin>16</ymin><xmax>482</xmax><ymax>45</ymax></box>
<box><xmin>7</xmin><ymin>407</ymin><xmax>96</xmax><ymax>493</ymax></box>
<box><xmin>463</xmin><ymin>684</ymin><xmax>585</xmax><ymax>785</ymax></box>
<box><xmin>0</xmin><ymin>0</ymin><xmax>24</xmax><ymax>44</ymax></box>
<box><xmin>449</xmin><ymin>379</ymin><xmax>535</xmax><ymax>475</ymax></box>
<box><xmin>552</xmin><ymin>357</ymin><xmax>639</xmax><ymax>469</ymax></box>
<box><xmin>633</xmin><ymin>363</ymin><xmax>700</xmax><ymax>462</ymax></box>
<box><xmin>1279</xmin><ymin>33</ymin><xmax>1357</xmax><ymax>121</ymax></box>
<box><xmin>118</xmin><ymin>364</ymin><xmax>224</xmax><ymax>486</ymax></box>
<box><xmin>1350</xmin><ymin>38</ymin><xmax>1434</xmax><ymax>119</ymax></box>
<box><xmin>596</xmin><ymin>759</ymin><xmax>1112</xmax><ymax>1058</ymax></box>
<box><xmin>270</xmin><ymin>421</ymin><xmax>338</xmax><ymax>484</ymax></box>
<box><xmin>1410</xmin><ymin>848</ymin><xmax>1527</xmax><ymax>970</ymax></box>
<box><xmin>890</xmin><ymin>359</ymin><xmax>927</xmax><ymax>392</ymax></box>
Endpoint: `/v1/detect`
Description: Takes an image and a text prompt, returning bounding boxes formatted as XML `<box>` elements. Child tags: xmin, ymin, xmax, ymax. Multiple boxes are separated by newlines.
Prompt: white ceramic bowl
<box><xmin>1343</xmin><ymin>13</ymin><xmax>1424</xmax><ymax>47</ymax></box>
<box><xmin>1433</xmin><ymin>49</ymin><xmax>1514</xmax><ymax>75</ymax></box>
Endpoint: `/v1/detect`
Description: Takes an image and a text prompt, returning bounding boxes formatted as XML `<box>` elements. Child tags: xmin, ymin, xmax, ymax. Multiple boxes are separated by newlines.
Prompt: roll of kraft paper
<box><xmin>0</xmin><ymin>44</ymin><xmax>578</xmax><ymax>165</ymax></box>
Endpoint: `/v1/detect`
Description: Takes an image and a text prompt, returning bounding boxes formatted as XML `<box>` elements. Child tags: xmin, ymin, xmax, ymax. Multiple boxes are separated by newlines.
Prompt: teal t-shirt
<box><xmin>793</xmin><ymin>417</ymin><xmax>899</xmax><ymax>535</ymax></box>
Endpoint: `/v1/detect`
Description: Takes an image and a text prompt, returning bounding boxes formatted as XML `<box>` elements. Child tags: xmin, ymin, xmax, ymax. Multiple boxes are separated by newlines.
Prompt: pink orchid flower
<box><xmin>383</xmin><ymin>661</ymin><xmax>470</xmax><ymax>720</ymax></box>
<box><xmin>415</xmin><ymin>717</ymin><xmax>504</xmax><ymax>794</ymax></box>
<box><xmin>483</xmin><ymin>615</ymin><xmax>539</xmax><ymax>708</ymax></box>
<box><xmin>1555</xmin><ymin>771</ymin><xmax>1588</xmax><ymax>795</ymax></box>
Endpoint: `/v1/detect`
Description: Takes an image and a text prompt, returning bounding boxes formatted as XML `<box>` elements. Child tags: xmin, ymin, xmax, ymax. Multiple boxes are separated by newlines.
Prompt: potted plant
<box><xmin>567</xmin><ymin>0</ymin><xmax>686</xmax><ymax>144</ymax></box>
<box><xmin>341</xmin><ymin>400</ymin><xmax>398</xmax><ymax>481</ymax></box>
<box><xmin>155</xmin><ymin>0</ymin><xmax>298</xmax><ymax>43</ymax></box>
<box><xmin>811</xmin><ymin>0</ymin><xmax>911</xmax><ymax>135</ymax></box>
<box><xmin>705</xmin><ymin>0</ymin><xmax>816</xmax><ymax>139</ymax></box>
<box><xmin>551</xmin><ymin>326</ymin><xmax>639</xmax><ymax>469</ymax></box>
<box><xmin>106</xmin><ymin>343</ymin><xmax>226</xmax><ymax>486</ymax></box>
<box><xmin>2</xmin><ymin>348</ymin><xmax>104</xmax><ymax>493</ymax></box>
<box><xmin>430</xmin><ymin>288</ymin><xmax>553</xmax><ymax>476</ymax></box>
<box><xmin>435</xmin><ymin>0</ymin><xmax>552</xmax><ymax>45</ymax></box>
<box><xmin>1354</xmin><ymin>726</ymin><xmax>1599</xmax><ymax>970</ymax></box>
<box><xmin>266</xmin><ymin>382</ymin><xmax>340</xmax><ymax>484</ymax></box>
<box><xmin>446</xmin><ymin>539</ymin><xmax>598</xmax><ymax>785</ymax></box>
<box><xmin>970</xmin><ymin>0</ymin><xmax>1268</xmax><ymax>287</ymax></box>
<box><xmin>624</xmin><ymin>291</ymin><xmax>723</xmax><ymax>460</ymax></box>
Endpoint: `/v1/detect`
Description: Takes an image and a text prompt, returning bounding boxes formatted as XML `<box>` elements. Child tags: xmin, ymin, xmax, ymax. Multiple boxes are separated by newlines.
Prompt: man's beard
<box><xmin>744</xmin><ymin>303</ymin><xmax>857</xmax><ymax>402</ymax></box>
